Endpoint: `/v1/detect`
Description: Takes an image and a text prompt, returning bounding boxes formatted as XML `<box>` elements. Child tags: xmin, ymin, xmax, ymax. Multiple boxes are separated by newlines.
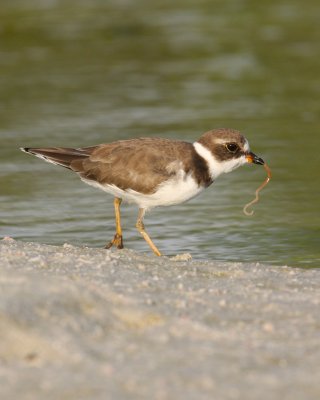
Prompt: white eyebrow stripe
<box><xmin>243</xmin><ymin>139</ymin><xmax>250</xmax><ymax>152</ymax></box>
<box><xmin>212</xmin><ymin>137</ymin><xmax>250</xmax><ymax>153</ymax></box>
<box><xmin>214</xmin><ymin>138</ymin><xmax>227</xmax><ymax>145</ymax></box>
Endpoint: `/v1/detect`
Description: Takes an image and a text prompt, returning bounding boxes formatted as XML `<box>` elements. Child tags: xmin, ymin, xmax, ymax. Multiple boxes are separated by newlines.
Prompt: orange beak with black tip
<box><xmin>246</xmin><ymin>152</ymin><xmax>265</xmax><ymax>165</ymax></box>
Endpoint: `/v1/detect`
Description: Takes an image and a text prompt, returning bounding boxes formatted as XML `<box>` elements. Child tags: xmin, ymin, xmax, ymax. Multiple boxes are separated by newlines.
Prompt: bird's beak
<box><xmin>246</xmin><ymin>152</ymin><xmax>265</xmax><ymax>165</ymax></box>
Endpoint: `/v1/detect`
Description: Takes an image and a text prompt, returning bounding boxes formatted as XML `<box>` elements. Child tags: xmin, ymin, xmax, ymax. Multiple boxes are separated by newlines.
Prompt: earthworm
<box><xmin>243</xmin><ymin>163</ymin><xmax>272</xmax><ymax>216</ymax></box>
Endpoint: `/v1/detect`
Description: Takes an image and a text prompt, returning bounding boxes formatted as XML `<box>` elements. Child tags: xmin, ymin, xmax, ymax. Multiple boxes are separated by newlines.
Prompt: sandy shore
<box><xmin>1</xmin><ymin>237</ymin><xmax>319</xmax><ymax>400</ymax></box>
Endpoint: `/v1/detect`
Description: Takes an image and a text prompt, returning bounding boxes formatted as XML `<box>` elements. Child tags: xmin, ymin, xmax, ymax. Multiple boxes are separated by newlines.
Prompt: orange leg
<box><xmin>105</xmin><ymin>197</ymin><xmax>124</xmax><ymax>249</ymax></box>
<box><xmin>136</xmin><ymin>208</ymin><xmax>161</xmax><ymax>256</ymax></box>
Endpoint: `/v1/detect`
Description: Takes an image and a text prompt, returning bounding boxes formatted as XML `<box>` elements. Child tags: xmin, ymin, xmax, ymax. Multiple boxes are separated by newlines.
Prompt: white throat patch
<box><xmin>193</xmin><ymin>142</ymin><xmax>247</xmax><ymax>180</ymax></box>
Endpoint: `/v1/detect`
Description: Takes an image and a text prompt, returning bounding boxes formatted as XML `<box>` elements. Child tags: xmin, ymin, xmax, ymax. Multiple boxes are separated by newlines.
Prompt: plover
<box><xmin>21</xmin><ymin>128</ymin><xmax>264</xmax><ymax>256</ymax></box>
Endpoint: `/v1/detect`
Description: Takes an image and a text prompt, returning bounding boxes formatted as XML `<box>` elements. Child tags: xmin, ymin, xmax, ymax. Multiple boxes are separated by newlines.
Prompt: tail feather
<box><xmin>20</xmin><ymin>147</ymin><xmax>96</xmax><ymax>169</ymax></box>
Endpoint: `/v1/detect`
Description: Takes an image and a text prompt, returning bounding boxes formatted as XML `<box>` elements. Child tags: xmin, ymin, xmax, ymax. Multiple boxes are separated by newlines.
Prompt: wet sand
<box><xmin>1</xmin><ymin>237</ymin><xmax>319</xmax><ymax>400</ymax></box>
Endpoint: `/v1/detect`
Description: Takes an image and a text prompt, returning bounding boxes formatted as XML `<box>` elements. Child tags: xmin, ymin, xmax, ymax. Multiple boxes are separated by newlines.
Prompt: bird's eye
<box><xmin>226</xmin><ymin>143</ymin><xmax>239</xmax><ymax>153</ymax></box>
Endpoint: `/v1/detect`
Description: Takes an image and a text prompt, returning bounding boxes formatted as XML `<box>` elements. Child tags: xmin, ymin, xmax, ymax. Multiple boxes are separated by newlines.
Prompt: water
<box><xmin>1</xmin><ymin>0</ymin><xmax>319</xmax><ymax>267</ymax></box>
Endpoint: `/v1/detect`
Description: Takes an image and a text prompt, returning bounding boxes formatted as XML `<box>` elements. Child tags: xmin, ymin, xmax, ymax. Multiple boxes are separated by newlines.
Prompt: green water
<box><xmin>1</xmin><ymin>0</ymin><xmax>319</xmax><ymax>267</ymax></box>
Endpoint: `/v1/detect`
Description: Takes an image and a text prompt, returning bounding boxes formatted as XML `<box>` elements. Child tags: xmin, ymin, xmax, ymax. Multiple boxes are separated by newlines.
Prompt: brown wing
<box><xmin>70</xmin><ymin>138</ymin><xmax>194</xmax><ymax>194</ymax></box>
<box><xmin>22</xmin><ymin>138</ymin><xmax>212</xmax><ymax>193</ymax></box>
<box><xmin>21</xmin><ymin>146</ymin><xmax>98</xmax><ymax>169</ymax></box>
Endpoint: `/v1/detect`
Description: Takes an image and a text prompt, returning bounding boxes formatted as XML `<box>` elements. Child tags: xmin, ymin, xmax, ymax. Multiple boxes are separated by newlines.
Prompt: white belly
<box><xmin>81</xmin><ymin>171</ymin><xmax>204</xmax><ymax>210</ymax></box>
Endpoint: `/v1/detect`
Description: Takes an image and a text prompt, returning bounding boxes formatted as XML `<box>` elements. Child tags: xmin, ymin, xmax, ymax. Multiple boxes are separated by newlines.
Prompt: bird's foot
<box><xmin>105</xmin><ymin>233</ymin><xmax>124</xmax><ymax>250</ymax></box>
